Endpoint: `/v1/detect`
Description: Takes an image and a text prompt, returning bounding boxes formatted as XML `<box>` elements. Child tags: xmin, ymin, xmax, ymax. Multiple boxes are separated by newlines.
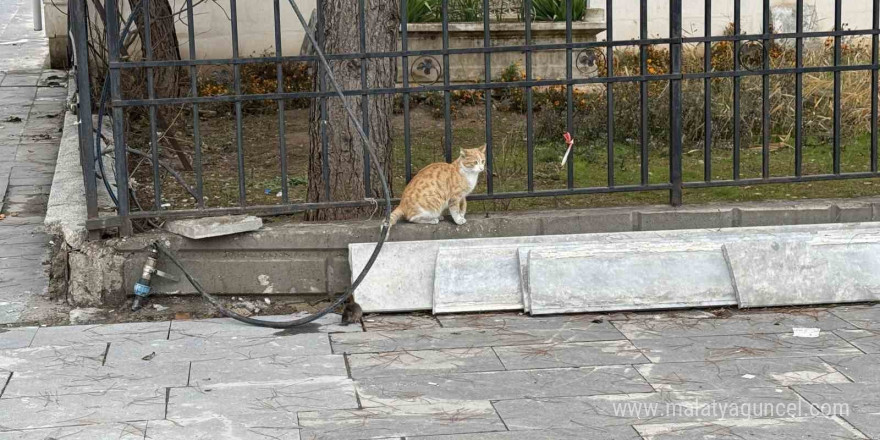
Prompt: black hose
<box><xmin>101</xmin><ymin>0</ymin><xmax>392</xmax><ymax>328</ymax></box>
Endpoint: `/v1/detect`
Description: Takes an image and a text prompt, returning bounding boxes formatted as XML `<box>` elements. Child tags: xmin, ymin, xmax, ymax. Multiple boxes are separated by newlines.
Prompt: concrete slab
<box><xmin>437</xmin><ymin>312</ymin><xmax>610</xmax><ymax>330</ymax></box>
<box><xmin>164</xmin><ymin>215</ymin><xmax>263</xmax><ymax>240</ymax></box>
<box><xmin>356</xmin><ymin>366</ymin><xmax>651</xmax><ymax>407</ymax></box>
<box><xmin>612</xmin><ymin>311</ymin><xmax>855</xmax><ymax>339</ymax></box>
<box><xmin>632</xmin><ymin>333</ymin><xmax>862</xmax><ymax>363</ymax></box>
<box><xmin>2</xmin><ymin>360</ymin><xmax>189</xmax><ymax>397</ymax></box>
<box><xmin>830</xmin><ymin>304</ymin><xmax>880</xmax><ymax>330</ymax></box>
<box><xmin>634</xmin><ymin>417</ymin><xmax>865</xmax><ymax>440</ymax></box>
<box><xmin>351</xmin><ymin>223</ymin><xmax>880</xmax><ymax>313</ymax></box>
<box><xmin>347</xmin><ymin>347</ymin><xmax>505</xmax><ymax>379</ymax></box>
<box><xmin>409</xmin><ymin>429</ymin><xmax>588</xmax><ymax>439</ymax></box>
<box><xmin>0</xmin><ymin>389</ymin><xmax>166</xmax><ymax>430</ymax></box>
<box><xmin>726</xmin><ymin>240</ymin><xmax>880</xmax><ymax>307</ymax></box>
<box><xmin>29</xmin><ymin>321</ymin><xmax>171</xmax><ymax>347</ymax></box>
<box><xmin>297</xmin><ymin>401</ymin><xmax>506</xmax><ymax>439</ymax></box>
<box><xmin>433</xmin><ymin>246</ymin><xmax>524</xmax><ymax>314</ymax></box>
<box><xmin>493</xmin><ymin>388</ymin><xmax>805</xmax><ymax>433</ymax></box>
<box><xmin>0</xmin><ymin>326</ymin><xmax>35</xmax><ymax>349</ymax></box>
<box><xmin>794</xmin><ymin>383</ymin><xmax>880</xmax><ymax>439</ymax></box>
<box><xmin>330</xmin><ymin>323</ymin><xmax>624</xmax><ymax>354</ymax></box>
<box><xmin>106</xmin><ymin>331</ymin><xmax>332</xmax><ymax>364</ymax></box>
<box><xmin>0</xmin><ymin>422</ymin><xmax>147</xmax><ymax>439</ymax></box>
<box><xmin>0</xmin><ymin>343</ymin><xmax>106</xmax><ymax>372</ymax></box>
<box><xmin>636</xmin><ymin>357</ymin><xmax>850</xmax><ymax>392</ymax></box>
<box><xmin>144</xmin><ymin>419</ymin><xmax>301</xmax><ymax>440</ymax></box>
<box><xmin>493</xmin><ymin>340</ymin><xmax>649</xmax><ymax>370</ymax></box>
<box><xmin>527</xmin><ymin>245</ymin><xmax>735</xmax><ymax>315</ymax></box>
<box><xmin>188</xmin><ymin>354</ymin><xmax>348</xmax><ymax>387</ymax></box>
<box><xmin>832</xmin><ymin>329</ymin><xmax>880</xmax><ymax>354</ymax></box>
<box><xmin>821</xmin><ymin>354</ymin><xmax>880</xmax><ymax>383</ymax></box>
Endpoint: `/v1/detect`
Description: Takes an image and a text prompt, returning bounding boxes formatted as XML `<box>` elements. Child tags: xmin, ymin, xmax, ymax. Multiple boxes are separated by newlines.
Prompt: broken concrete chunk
<box><xmin>164</xmin><ymin>215</ymin><xmax>262</xmax><ymax>239</ymax></box>
<box><xmin>69</xmin><ymin>307</ymin><xmax>108</xmax><ymax>324</ymax></box>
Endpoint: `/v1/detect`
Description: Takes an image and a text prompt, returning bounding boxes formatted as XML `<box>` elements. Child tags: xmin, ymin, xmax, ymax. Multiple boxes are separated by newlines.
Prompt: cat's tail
<box><xmin>388</xmin><ymin>207</ymin><xmax>404</xmax><ymax>226</ymax></box>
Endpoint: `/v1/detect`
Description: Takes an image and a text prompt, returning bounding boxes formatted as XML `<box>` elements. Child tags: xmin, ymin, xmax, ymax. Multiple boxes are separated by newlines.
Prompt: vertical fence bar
<box><xmin>565</xmin><ymin>0</ymin><xmax>573</xmax><ymax>188</ymax></box>
<box><xmin>273</xmin><ymin>0</ymin><xmax>289</xmax><ymax>203</ymax></box>
<box><xmin>483</xmin><ymin>0</ymin><xmax>493</xmax><ymax>195</ymax></box>
<box><xmin>143</xmin><ymin>0</ymin><xmax>162</xmax><ymax>209</ymax></box>
<box><xmin>401</xmin><ymin>0</ymin><xmax>412</xmax><ymax>183</ymax></box>
<box><xmin>230</xmin><ymin>0</ymin><xmax>246</xmax><ymax>206</ymax></box>
<box><xmin>832</xmin><ymin>0</ymin><xmax>841</xmax><ymax>174</ymax></box>
<box><xmin>317</xmin><ymin>0</ymin><xmax>331</xmax><ymax>200</ymax></box>
<box><xmin>703</xmin><ymin>0</ymin><xmax>711</xmax><ymax>182</ymax></box>
<box><xmin>733</xmin><ymin>0</ymin><xmax>741</xmax><ymax>180</ymax></box>
<box><xmin>186</xmin><ymin>0</ymin><xmax>204</xmax><ymax>207</ymax></box>
<box><xmin>640</xmin><ymin>0</ymin><xmax>648</xmax><ymax>185</ymax></box>
<box><xmin>669</xmin><ymin>0</ymin><xmax>683</xmax><ymax>206</ymax></box>
<box><xmin>795</xmin><ymin>0</ymin><xmax>803</xmax><ymax>176</ymax></box>
<box><xmin>762</xmin><ymin>0</ymin><xmax>770</xmax><ymax>179</ymax></box>
<box><xmin>605</xmin><ymin>1</ymin><xmax>614</xmax><ymax>187</ymax></box>
<box><xmin>71</xmin><ymin>0</ymin><xmax>98</xmax><ymax>220</ymax></box>
<box><xmin>442</xmin><ymin>0</ymin><xmax>452</xmax><ymax>163</ymax></box>
<box><xmin>104</xmin><ymin>0</ymin><xmax>131</xmax><ymax>235</ymax></box>
<box><xmin>873</xmin><ymin>0</ymin><xmax>879</xmax><ymax>173</ymax></box>
<box><xmin>358</xmin><ymin>0</ymin><xmax>371</xmax><ymax>196</ymax></box>
<box><xmin>525</xmin><ymin>0</ymin><xmax>534</xmax><ymax>192</ymax></box>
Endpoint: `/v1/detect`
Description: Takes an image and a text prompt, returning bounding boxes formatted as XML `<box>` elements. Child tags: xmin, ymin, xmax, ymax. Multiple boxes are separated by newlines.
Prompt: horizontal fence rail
<box><xmin>72</xmin><ymin>0</ymin><xmax>880</xmax><ymax>234</ymax></box>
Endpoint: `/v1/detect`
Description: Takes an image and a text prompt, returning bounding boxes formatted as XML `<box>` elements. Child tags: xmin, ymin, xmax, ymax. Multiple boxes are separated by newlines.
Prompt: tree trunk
<box><xmin>130</xmin><ymin>0</ymin><xmax>192</xmax><ymax>171</ymax></box>
<box><xmin>306</xmin><ymin>0</ymin><xmax>399</xmax><ymax>221</ymax></box>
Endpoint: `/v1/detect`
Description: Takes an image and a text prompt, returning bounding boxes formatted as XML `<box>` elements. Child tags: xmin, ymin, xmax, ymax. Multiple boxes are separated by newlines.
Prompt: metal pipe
<box><xmin>33</xmin><ymin>0</ymin><xmax>42</xmax><ymax>31</ymax></box>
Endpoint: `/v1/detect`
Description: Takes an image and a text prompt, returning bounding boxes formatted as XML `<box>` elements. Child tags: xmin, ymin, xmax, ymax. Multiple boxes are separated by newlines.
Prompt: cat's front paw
<box><xmin>453</xmin><ymin>215</ymin><xmax>467</xmax><ymax>225</ymax></box>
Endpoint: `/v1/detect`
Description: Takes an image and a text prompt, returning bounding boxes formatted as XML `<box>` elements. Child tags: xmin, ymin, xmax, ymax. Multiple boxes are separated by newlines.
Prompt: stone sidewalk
<box><xmin>0</xmin><ymin>304</ymin><xmax>878</xmax><ymax>439</ymax></box>
<box><xmin>0</xmin><ymin>0</ymin><xmax>67</xmax><ymax>324</ymax></box>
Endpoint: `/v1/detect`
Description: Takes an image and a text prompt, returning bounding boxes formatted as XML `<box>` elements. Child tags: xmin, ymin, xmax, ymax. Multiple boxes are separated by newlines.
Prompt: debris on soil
<box><xmin>69</xmin><ymin>307</ymin><xmax>108</xmax><ymax>324</ymax></box>
<box><xmin>152</xmin><ymin>304</ymin><xmax>168</xmax><ymax>312</ymax></box>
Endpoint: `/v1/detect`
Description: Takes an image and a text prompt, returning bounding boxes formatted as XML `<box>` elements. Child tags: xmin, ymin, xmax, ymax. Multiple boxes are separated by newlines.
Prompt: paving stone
<box><xmin>0</xmin><ymin>255</ymin><xmax>44</xmax><ymax>270</ymax></box>
<box><xmin>2</xmin><ymin>359</ymin><xmax>189</xmax><ymax>397</ymax></box>
<box><xmin>633</xmin><ymin>417</ymin><xmax>865</xmax><ymax>440</ymax></box>
<box><xmin>145</xmin><ymin>419</ymin><xmax>300</xmax><ymax>440</ymax></box>
<box><xmin>0</xmin><ymin>422</ymin><xmax>147</xmax><ymax>439</ymax></box>
<box><xmin>830</xmin><ymin>304</ymin><xmax>880</xmax><ymax>330</ymax></box>
<box><xmin>298</xmin><ymin>401</ymin><xmax>506</xmax><ymax>440</ymax></box>
<box><xmin>0</xmin><ymin>243</ymin><xmax>46</xmax><ymax>258</ymax></box>
<box><xmin>727</xmin><ymin>239</ymin><xmax>880</xmax><ymax>307</ymax></box>
<box><xmin>357</xmin><ymin>366</ymin><xmax>651</xmax><ymax>407</ymax></box>
<box><xmin>493</xmin><ymin>388</ymin><xmax>806</xmax><ymax>434</ymax></box>
<box><xmin>632</xmin><ymin>332</ymin><xmax>862</xmax><ymax>363</ymax></box>
<box><xmin>613</xmin><ymin>311</ymin><xmax>855</xmax><ymax>339</ymax></box>
<box><xmin>794</xmin><ymin>383</ymin><xmax>880</xmax><ymax>439</ymax></box>
<box><xmin>165</xmin><ymin>215</ymin><xmax>263</xmax><ymax>239</ymax></box>
<box><xmin>106</xmin><ymin>331</ymin><xmax>332</xmax><ymax>364</ymax></box>
<box><xmin>169</xmin><ymin>314</ymin><xmax>360</xmax><ymax>340</ymax></box>
<box><xmin>0</xmin><ymin>343</ymin><xmax>106</xmax><ymax>372</ymax></box>
<box><xmin>0</xmin><ymin>326</ymin><xmax>36</xmax><ymax>349</ymax></box>
<box><xmin>29</xmin><ymin>321</ymin><xmax>171</xmax><ymax>347</ymax></box>
<box><xmin>493</xmin><ymin>340</ymin><xmax>649</xmax><ymax>370</ymax></box>
<box><xmin>636</xmin><ymin>357</ymin><xmax>850</xmax><ymax>392</ymax></box>
<box><xmin>433</xmin><ymin>246</ymin><xmax>524</xmax><ymax>314</ymax></box>
<box><xmin>331</xmin><ymin>324</ymin><xmax>624</xmax><ymax>354</ymax></box>
<box><xmin>437</xmin><ymin>313</ymin><xmax>614</xmax><ymax>330</ymax></box>
<box><xmin>347</xmin><ymin>347</ymin><xmax>505</xmax><ymax>379</ymax></box>
<box><xmin>407</xmin><ymin>429</ymin><xmax>591</xmax><ymax>439</ymax></box>
<box><xmin>821</xmin><ymin>354</ymin><xmax>880</xmax><ymax>383</ymax></box>
<box><xmin>362</xmin><ymin>314</ymin><xmax>440</xmax><ymax>332</ymax></box>
<box><xmin>188</xmin><ymin>354</ymin><xmax>347</xmax><ymax>387</ymax></box>
<box><xmin>0</xmin><ymin>389</ymin><xmax>166</xmax><ymax>430</ymax></box>
<box><xmin>833</xmin><ymin>329</ymin><xmax>880</xmax><ymax>353</ymax></box>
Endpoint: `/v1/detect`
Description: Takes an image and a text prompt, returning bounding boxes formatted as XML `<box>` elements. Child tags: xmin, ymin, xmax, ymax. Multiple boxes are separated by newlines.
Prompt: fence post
<box><xmin>69</xmin><ymin>0</ymin><xmax>98</xmax><ymax>224</ymax></box>
<box><xmin>104</xmin><ymin>0</ymin><xmax>133</xmax><ymax>236</ymax></box>
<box><xmin>669</xmin><ymin>0</ymin><xmax>683</xmax><ymax>206</ymax></box>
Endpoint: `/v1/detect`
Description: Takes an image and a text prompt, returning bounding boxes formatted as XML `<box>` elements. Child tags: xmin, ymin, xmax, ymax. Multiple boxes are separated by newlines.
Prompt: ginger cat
<box><xmin>389</xmin><ymin>145</ymin><xmax>486</xmax><ymax>225</ymax></box>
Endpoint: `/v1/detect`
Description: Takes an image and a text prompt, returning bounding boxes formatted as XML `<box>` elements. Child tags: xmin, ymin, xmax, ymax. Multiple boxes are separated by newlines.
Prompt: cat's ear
<box><xmin>478</xmin><ymin>144</ymin><xmax>487</xmax><ymax>154</ymax></box>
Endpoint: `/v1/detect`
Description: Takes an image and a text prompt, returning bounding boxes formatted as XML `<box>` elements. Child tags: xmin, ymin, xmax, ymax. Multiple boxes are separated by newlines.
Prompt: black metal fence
<box><xmin>71</xmin><ymin>0</ymin><xmax>880</xmax><ymax>235</ymax></box>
